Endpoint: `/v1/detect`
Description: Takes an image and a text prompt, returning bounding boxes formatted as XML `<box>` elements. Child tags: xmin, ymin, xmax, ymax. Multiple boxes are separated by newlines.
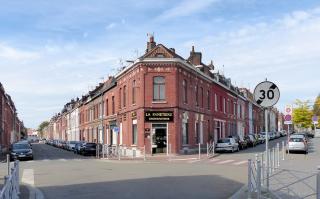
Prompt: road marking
<box><xmin>169</xmin><ymin>158</ymin><xmax>198</xmax><ymax>161</ymax></box>
<box><xmin>22</xmin><ymin>169</ymin><xmax>34</xmax><ymax>185</ymax></box>
<box><xmin>42</xmin><ymin>159</ymin><xmax>50</xmax><ymax>162</ymax></box>
<box><xmin>216</xmin><ymin>160</ymin><xmax>235</xmax><ymax>164</ymax></box>
<box><xmin>188</xmin><ymin>160</ymin><xmax>200</xmax><ymax>164</ymax></box>
<box><xmin>209</xmin><ymin>158</ymin><xmax>221</xmax><ymax>162</ymax></box>
<box><xmin>58</xmin><ymin>159</ymin><xmax>67</xmax><ymax>161</ymax></box>
<box><xmin>233</xmin><ymin>160</ymin><xmax>248</xmax><ymax>165</ymax></box>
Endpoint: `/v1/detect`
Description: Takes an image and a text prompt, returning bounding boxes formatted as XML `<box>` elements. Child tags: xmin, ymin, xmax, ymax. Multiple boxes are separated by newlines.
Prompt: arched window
<box><xmin>123</xmin><ymin>85</ymin><xmax>126</xmax><ymax>108</ymax></box>
<box><xmin>153</xmin><ymin>76</ymin><xmax>165</xmax><ymax>101</ymax></box>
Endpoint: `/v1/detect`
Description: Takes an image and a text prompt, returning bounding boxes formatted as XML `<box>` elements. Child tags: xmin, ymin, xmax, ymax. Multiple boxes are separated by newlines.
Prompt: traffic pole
<box><xmin>198</xmin><ymin>143</ymin><xmax>201</xmax><ymax>160</ymax></box>
<box><xmin>265</xmin><ymin>108</ymin><xmax>269</xmax><ymax>190</ymax></box>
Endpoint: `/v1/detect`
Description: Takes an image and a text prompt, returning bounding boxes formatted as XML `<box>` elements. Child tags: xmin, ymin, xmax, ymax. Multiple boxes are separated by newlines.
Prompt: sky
<box><xmin>0</xmin><ymin>0</ymin><xmax>319</xmax><ymax>128</ymax></box>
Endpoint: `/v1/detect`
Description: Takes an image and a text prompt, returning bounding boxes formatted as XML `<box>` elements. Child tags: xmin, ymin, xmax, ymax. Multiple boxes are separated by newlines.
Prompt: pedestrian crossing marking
<box><xmin>233</xmin><ymin>160</ymin><xmax>247</xmax><ymax>165</ymax></box>
<box><xmin>216</xmin><ymin>160</ymin><xmax>235</xmax><ymax>164</ymax></box>
<box><xmin>209</xmin><ymin>158</ymin><xmax>221</xmax><ymax>162</ymax></box>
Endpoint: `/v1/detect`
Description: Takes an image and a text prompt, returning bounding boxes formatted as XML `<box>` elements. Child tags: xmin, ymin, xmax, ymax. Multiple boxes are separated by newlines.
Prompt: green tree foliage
<box><xmin>313</xmin><ymin>94</ymin><xmax>320</xmax><ymax>116</ymax></box>
<box><xmin>37</xmin><ymin>121</ymin><xmax>49</xmax><ymax>138</ymax></box>
<box><xmin>293</xmin><ymin>100</ymin><xmax>313</xmax><ymax>128</ymax></box>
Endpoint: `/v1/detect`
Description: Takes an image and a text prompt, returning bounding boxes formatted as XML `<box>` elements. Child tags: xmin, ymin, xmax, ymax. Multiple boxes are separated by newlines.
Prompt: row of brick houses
<box><xmin>43</xmin><ymin>36</ymin><xmax>281</xmax><ymax>155</ymax></box>
<box><xmin>0</xmin><ymin>82</ymin><xmax>26</xmax><ymax>154</ymax></box>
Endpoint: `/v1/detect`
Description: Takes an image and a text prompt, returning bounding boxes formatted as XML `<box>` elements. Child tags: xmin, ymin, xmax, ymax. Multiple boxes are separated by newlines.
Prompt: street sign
<box><xmin>284</xmin><ymin>121</ymin><xmax>293</xmax><ymax>125</ymax></box>
<box><xmin>312</xmin><ymin>116</ymin><xmax>318</xmax><ymax>122</ymax></box>
<box><xmin>284</xmin><ymin>114</ymin><xmax>292</xmax><ymax>121</ymax></box>
<box><xmin>254</xmin><ymin>81</ymin><xmax>280</xmax><ymax>108</ymax></box>
<box><xmin>113</xmin><ymin>127</ymin><xmax>119</xmax><ymax>133</ymax></box>
<box><xmin>285</xmin><ymin>105</ymin><xmax>293</xmax><ymax>115</ymax></box>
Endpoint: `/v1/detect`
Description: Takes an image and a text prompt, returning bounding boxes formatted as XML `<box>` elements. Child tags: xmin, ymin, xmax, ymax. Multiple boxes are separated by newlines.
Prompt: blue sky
<box><xmin>0</xmin><ymin>0</ymin><xmax>319</xmax><ymax>128</ymax></box>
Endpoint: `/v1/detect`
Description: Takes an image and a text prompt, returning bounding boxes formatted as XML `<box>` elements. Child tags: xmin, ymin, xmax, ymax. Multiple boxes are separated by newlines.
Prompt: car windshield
<box><xmin>289</xmin><ymin>138</ymin><xmax>303</xmax><ymax>142</ymax></box>
<box><xmin>218</xmin><ymin>139</ymin><xmax>230</xmax><ymax>143</ymax></box>
<box><xmin>13</xmin><ymin>144</ymin><xmax>30</xmax><ymax>150</ymax></box>
<box><xmin>69</xmin><ymin>141</ymin><xmax>77</xmax><ymax>144</ymax></box>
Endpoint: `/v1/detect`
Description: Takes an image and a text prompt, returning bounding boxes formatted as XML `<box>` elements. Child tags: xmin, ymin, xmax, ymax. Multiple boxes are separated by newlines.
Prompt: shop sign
<box><xmin>145</xmin><ymin>111</ymin><xmax>174</xmax><ymax>122</ymax></box>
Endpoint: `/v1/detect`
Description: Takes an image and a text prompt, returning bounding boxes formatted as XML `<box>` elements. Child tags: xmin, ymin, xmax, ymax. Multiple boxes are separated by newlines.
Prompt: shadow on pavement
<box><xmin>38</xmin><ymin>175</ymin><xmax>243</xmax><ymax>199</ymax></box>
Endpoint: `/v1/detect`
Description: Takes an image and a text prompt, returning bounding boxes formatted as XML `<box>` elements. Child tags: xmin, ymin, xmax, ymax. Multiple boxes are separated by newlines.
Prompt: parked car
<box><xmin>280</xmin><ymin>130</ymin><xmax>287</xmax><ymax>137</ymax></box>
<box><xmin>258</xmin><ymin>133</ymin><xmax>266</xmax><ymax>143</ymax></box>
<box><xmin>275</xmin><ymin>131</ymin><xmax>281</xmax><ymax>138</ymax></box>
<box><xmin>268</xmin><ymin>132</ymin><xmax>276</xmax><ymax>140</ymax></box>
<box><xmin>10</xmin><ymin>143</ymin><xmax>33</xmax><ymax>161</ymax></box>
<box><xmin>67</xmin><ymin>141</ymin><xmax>80</xmax><ymax>151</ymax></box>
<box><xmin>244</xmin><ymin>135</ymin><xmax>258</xmax><ymax>147</ymax></box>
<box><xmin>292</xmin><ymin>133</ymin><xmax>309</xmax><ymax>143</ymax></box>
<box><xmin>80</xmin><ymin>142</ymin><xmax>97</xmax><ymax>156</ymax></box>
<box><xmin>74</xmin><ymin>141</ymin><xmax>84</xmax><ymax>154</ymax></box>
<box><xmin>287</xmin><ymin>136</ymin><xmax>308</xmax><ymax>154</ymax></box>
<box><xmin>215</xmin><ymin>138</ymin><xmax>239</xmax><ymax>152</ymax></box>
<box><xmin>228</xmin><ymin>135</ymin><xmax>247</xmax><ymax>150</ymax></box>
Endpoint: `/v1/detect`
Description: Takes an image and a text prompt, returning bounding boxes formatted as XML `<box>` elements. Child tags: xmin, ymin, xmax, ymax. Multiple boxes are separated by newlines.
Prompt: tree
<box><xmin>292</xmin><ymin>100</ymin><xmax>313</xmax><ymax>129</ymax></box>
<box><xmin>37</xmin><ymin>121</ymin><xmax>49</xmax><ymax>138</ymax></box>
<box><xmin>313</xmin><ymin>94</ymin><xmax>320</xmax><ymax>127</ymax></box>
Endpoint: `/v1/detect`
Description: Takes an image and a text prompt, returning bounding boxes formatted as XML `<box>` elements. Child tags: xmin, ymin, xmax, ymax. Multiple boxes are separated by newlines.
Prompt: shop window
<box><xmin>132</xmin><ymin>123</ymin><xmax>137</xmax><ymax>145</ymax></box>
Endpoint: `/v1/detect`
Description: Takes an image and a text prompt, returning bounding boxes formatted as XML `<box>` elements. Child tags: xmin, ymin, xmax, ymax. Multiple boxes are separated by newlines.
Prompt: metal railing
<box><xmin>0</xmin><ymin>160</ymin><xmax>20</xmax><ymax>199</ymax></box>
<box><xmin>248</xmin><ymin>141</ymin><xmax>320</xmax><ymax>199</ymax></box>
<box><xmin>102</xmin><ymin>145</ymin><xmax>146</xmax><ymax>161</ymax></box>
<box><xmin>207</xmin><ymin>142</ymin><xmax>215</xmax><ymax>158</ymax></box>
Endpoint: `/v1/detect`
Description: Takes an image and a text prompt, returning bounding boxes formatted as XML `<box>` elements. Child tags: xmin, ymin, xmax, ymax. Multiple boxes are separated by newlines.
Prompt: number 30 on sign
<box><xmin>254</xmin><ymin>81</ymin><xmax>280</xmax><ymax>108</ymax></box>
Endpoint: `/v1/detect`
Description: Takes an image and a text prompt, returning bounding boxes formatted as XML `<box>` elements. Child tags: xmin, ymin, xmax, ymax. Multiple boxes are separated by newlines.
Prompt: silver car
<box><xmin>287</xmin><ymin>135</ymin><xmax>308</xmax><ymax>154</ymax></box>
<box><xmin>216</xmin><ymin>138</ymin><xmax>239</xmax><ymax>153</ymax></box>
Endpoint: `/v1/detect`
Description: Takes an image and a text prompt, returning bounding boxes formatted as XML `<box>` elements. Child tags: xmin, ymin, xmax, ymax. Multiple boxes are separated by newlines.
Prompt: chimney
<box><xmin>146</xmin><ymin>34</ymin><xmax>156</xmax><ymax>53</ymax></box>
<box><xmin>188</xmin><ymin>46</ymin><xmax>202</xmax><ymax>66</ymax></box>
<box><xmin>169</xmin><ymin>48</ymin><xmax>175</xmax><ymax>53</ymax></box>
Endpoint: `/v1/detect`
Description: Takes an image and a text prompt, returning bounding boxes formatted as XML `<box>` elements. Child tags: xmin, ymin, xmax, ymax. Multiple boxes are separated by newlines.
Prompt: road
<box><xmin>1</xmin><ymin>136</ymin><xmax>317</xmax><ymax>199</ymax></box>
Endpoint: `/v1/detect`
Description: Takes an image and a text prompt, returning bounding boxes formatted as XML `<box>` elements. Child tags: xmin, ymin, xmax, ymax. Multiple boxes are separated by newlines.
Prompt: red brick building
<box><xmin>46</xmin><ymin>36</ymin><xmax>274</xmax><ymax>155</ymax></box>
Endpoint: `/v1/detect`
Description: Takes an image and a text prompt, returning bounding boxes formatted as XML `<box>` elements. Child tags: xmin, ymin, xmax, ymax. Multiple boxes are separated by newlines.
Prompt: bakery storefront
<box><xmin>145</xmin><ymin>111</ymin><xmax>174</xmax><ymax>155</ymax></box>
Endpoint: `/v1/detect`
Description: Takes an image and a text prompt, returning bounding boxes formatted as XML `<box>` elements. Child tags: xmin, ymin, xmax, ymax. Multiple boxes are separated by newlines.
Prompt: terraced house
<box><xmin>45</xmin><ymin>36</ymin><xmax>282</xmax><ymax>155</ymax></box>
<box><xmin>0</xmin><ymin>82</ymin><xmax>26</xmax><ymax>154</ymax></box>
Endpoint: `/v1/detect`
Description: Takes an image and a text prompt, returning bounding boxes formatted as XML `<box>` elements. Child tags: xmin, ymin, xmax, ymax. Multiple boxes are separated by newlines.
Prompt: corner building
<box><xmin>96</xmin><ymin>36</ymin><xmax>258</xmax><ymax>155</ymax></box>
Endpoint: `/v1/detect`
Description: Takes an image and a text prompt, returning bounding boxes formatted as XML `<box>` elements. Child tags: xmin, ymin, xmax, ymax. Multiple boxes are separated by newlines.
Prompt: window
<box><xmin>195</xmin><ymin>85</ymin><xmax>199</xmax><ymax>106</ymax></box>
<box><xmin>119</xmin><ymin>88</ymin><xmax>122</xmax><ymax>109</ymax></box>
<box><xmin>201</xmin><ymin>87</ymin><xmax>203</xmax><ymax>108</ymax></box>
<box><xmin>132</xmin><ymin>123</ymin><xmax>137</xmax><ymax>145</ymax></box>
<box><xmin>223</xmin><ymin>98</ymin><xmax>226</xmax><ymax>113</ymax></box>
<box><xmin>153</xmin><ymin>76</ymin><xmax>165</xmax><ymax>101</ymax></box>
<box><xmin>106</xmin><ymin>99</ymin><xmax>109</xmax><ymax>116</ymax></box>
<box><xmin>215</xmin><ymin>94</ymin><xmax>217</xmax><ymax>111</ymax></box>
<box><xmin>132</xmin><ymin>80</ymin><xmax>136</xmax><ymax>104</ymax></box>
<box><xmin>195</xmin><ymin>122</ymin><xmax>200</xmax><ymax>144</ymax></box>
<box><xmin>207</xmin><ymin>90</ymin><xmax>210</xmax><ymax>109</ymax></box>
<box><xmin>182</xmin><ymin>122</ymin><xmax>189</xmax><ymax>145</ymax></box>
<box><xmin>123</xmin><ymin>85</ymin><xmax>126</xmax><ymax>108</ymax></box>
<box><xmin>183</xmin><ymin>79</ymin><xmax>187</xmax><ymax>103</ymax></box>
<box><xmin>112</xmin><ymin>96</ymin><xmax>115</xmax><ymax>114</ymax></box>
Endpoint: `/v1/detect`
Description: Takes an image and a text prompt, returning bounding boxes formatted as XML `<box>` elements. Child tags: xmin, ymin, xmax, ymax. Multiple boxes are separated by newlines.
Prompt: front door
<box><xmin>152</xmin><ymin>124</ymin><xmax>167</xmax><ymax>154</ymax></box>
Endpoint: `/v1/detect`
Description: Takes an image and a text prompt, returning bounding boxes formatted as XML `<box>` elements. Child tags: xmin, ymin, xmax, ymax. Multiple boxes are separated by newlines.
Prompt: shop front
<box><xmin>145</xmin><ymin>110</ymin><xmax>173</xmax><ymax>155</ymax></box>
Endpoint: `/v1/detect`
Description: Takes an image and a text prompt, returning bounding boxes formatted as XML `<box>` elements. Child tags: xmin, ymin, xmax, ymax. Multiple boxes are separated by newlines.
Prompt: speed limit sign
<box><xmin>254</xmin><ymin>81</ymin><xmax>280</xmax><ymax>108</ymax></box>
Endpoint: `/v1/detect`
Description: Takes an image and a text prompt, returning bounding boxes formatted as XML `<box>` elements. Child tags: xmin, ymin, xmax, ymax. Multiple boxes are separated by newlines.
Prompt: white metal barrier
<box><xmin>102</xmin><ymin>145</ymin><xmax>146</xmax><ymax>161</ymax></box>
<box><xmin>207</xmin><ymin>142</ymin><xmax>215</xmax><ymax>158</ymax></box>
<box><xmin>0</xmin><ymin>160</ymin><xmax>20</xmax><ymax>199</ymax></box>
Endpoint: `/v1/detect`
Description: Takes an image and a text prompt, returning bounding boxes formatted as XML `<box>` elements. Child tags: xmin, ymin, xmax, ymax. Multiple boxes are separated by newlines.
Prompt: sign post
<box><xmin>254</xmin><ymin>80</ymin><xmax>280</xmax><ymax>191</ymax></box>
<box><xmin>312</xmin><ymin>116</ymin><xmax>318</xmax><ymax>135</ymax></box>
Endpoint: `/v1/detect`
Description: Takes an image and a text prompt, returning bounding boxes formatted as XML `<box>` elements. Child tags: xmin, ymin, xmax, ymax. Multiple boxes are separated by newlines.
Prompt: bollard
<box><xmin>106</xmin><ymin>145</ymin><xmax>109</xmax><ymax>159</ymax></box>
<box><xmin>269</xmin><ymin>149</ymin><xmax>272</xmax><ymax>174</ymax></box>
<box><xmin>282</xmin><ymin>141</ymin><xmax>285</xmax><ymax>161</ymax></box>
<box><xmin>198</xmin><ymin>143</ymin><xmax>201</xmax><ymax>160</ymax></box>
<box><xmin>255</xmin><ymin>153</ymin><xmax>258</xmax><ymax>163</ymax></box>
<box><xmin>16</xmin><ymin>161</ymin><xmax>20</xmax><ymax>194</ymax></box>
<box><xmin>213</xmin><ymin>142</ymin><xmax>215</xmax><ymax>156</ymax></box>
<box><xmin>257</xmin><ymin>160</ymin><xmax>262</xmax><ymax>199</ymax></box>
<box><xmin>272</xmin><ymin>148</ymin><xmax>276</xmax><ymax>172</ymax></box>
<box><xmin>102</xmin><ymin>145</ymin><xmax>105</xmax><ymax>159</ymax></box>
<box><xmin>261</xmin><ymin>153</ymin><xmax>264</xmax><ymax>186</ymax></box>
<box><xmin>7</xmin><ymin>154</ymin><xmax>10</xmax><ymax>175</ymax></box>
<box><xmin>118</xmin><ymin>146</ymin><xmax>121</xmax><ymax>160</ymax></box>
<box><xmin>317</xmin><ymin>172</ymin><xmax>320</xmax><ymax>199</ymax></box>
<box><xmin>207</xmin><ymin>142</ymin><xmax>209</xmax><ymax>157</ymax></box>
<box><xmin>144</xmin><ymin>145</ymin><xmax>146</xmax><ymax>161</ymax></box>
<box><xmin>277</xmin><ymin>143</ymin><xmax>280</xmax><ymax>168</ymax></box>
<box><xmin>248</xmin><ymin>159</ymin><xmax>252</xmax><ymax>199</ymax></box>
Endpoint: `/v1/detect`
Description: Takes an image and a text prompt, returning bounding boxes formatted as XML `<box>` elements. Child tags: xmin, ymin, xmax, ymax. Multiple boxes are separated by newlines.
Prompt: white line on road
<box><xmin>188</xmin><ymin>160</ymin><xmax>201</xmax><ymax>163</ymax></box>
<box><xmin>22</xmin><ymin>169</ymin><xmax>34</xmax><ymax>185</ymax></box>
<box><xmin>22</xmin><ymin>169</ymin><xmax>45</xmax><ymax>199</ymax></box>
<box><xmin>58</xmin><ymin>159</ymin><xmax>67</xmax><ymax>161</ymax></box>
<box><xmin>170</xmin><ymin>158</ymin><xmax>198</xmax><ymax>161</ymax></box>
<box><xmin>209</xmin><ymin>158</ymin><xmax>221</xmax><ymax>162</ymax></box>
<box><xmin>216</xmin><ymin>160</ymin><xmax>235</xmax><ymax>164</ymax></box>
<box><xmin>233</xmin><ymin>160</ymin><xmax>247</xmax><ymax>165</ymax></box>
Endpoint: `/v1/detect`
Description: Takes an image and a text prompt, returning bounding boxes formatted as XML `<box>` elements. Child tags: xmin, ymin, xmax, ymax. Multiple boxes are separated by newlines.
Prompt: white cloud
<box><xmin>157</xmin><ymin>0</ymin><xmax>219</xmax><ymax>20</ymax></box>
<box><xmin>0</xmin><ymin>43</ymin><xmax>40</xmax><ymax>62</ymax></box>
<box><xmin>106</xmin><ymin>22</ymin><xmax>116</xmax><ymax>29</ymax></box>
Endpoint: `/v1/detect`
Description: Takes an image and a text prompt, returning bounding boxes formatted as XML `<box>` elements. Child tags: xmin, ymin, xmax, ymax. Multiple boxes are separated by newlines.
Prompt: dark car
<box><xmin>228</xmin><ymin>135</ymin><xmax>247</xmax><ymax>150</ymax></box>
<box><xmin>10</xmin><ymin>143</ymin><xmax>33</xmax><ymax>161</ymax></box>
<box><xmin>74</xmin><ymin>141</ymin><xmax>85</xmax><ymax>154</ymax></box>
<box><xmin>80</xmin><ymin>142</ymin><xmax>97</xmax><ymax>156</ymax></box>
<box><xmin>244</xmin><ymin>135</ymin><xmax>258</xmax><ymax>147</ymax></box>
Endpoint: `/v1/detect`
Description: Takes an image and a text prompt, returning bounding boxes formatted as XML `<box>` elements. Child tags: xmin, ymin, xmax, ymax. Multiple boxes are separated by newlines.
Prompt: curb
<box><xmin>229</xmin><ymin>185</ymin><xmax>247</xmax><ymax>199</ymax></box>
<box><xmin>23</xmin><ymin>183</ymin><xmax>45</xmax><ymax>199</ymax></box>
